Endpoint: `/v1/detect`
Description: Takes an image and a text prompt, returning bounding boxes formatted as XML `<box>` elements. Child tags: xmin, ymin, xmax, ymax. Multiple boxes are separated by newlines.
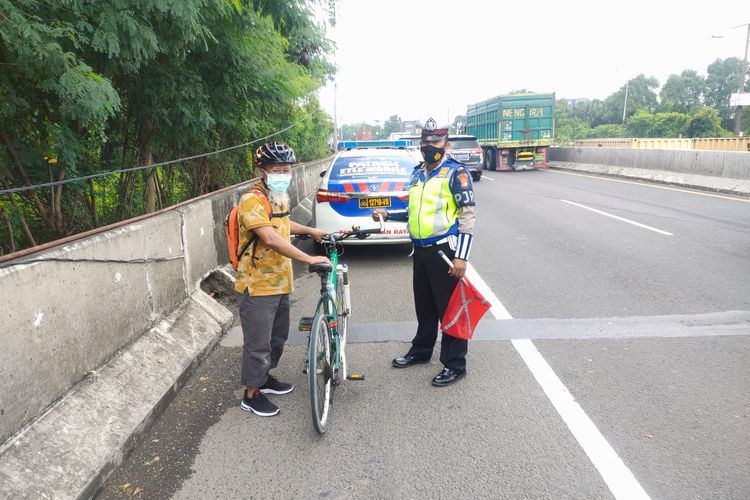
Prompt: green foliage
<box><xmin>603</xmin><ymin>74</ymin><xmax>659</xmax><ymax>123</ymax></box>
<box><xmin>659</xmin><ymin>70</ymin><xmax>704</xmax><ymax>114</ymax></box>
<box><xmin>625</xmin><ymin>111</ymin><xmax>690</xmax><ymax>138</ymax></box>
<box><xmin>687</xmin><ymin>107</ymin><xmax>729</xmax><ymax>138</ymax></box>
<box><xmin>587</xmin><ymin>124</ymin><xmax>625</xmax><ymax>139</ymax></box>
<box><xmin>382</xmin><ymin>115</ymin><xmax>402</xmax><ymax>138</ymax></box>
<box><xmin>553</xmin><ymin>58</ymin><xmax>740</xmax><ymax>144</ymax></box>
<box><xmin>0</xmin><ymin>0</ymin><xmax>337</xmax><ymax>254</ymax></box>
<box><xmin>704</xmin><ymin>57</ymin><xmax>743</xmax><ymax>130</ymax></box>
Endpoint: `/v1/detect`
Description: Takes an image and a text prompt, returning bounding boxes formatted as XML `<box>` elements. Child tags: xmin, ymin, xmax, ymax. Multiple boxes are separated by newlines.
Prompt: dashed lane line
<box><xmin>560</xmin><ymin>199</ymin><xmax>674</xmax><ymax>236</ymax></box>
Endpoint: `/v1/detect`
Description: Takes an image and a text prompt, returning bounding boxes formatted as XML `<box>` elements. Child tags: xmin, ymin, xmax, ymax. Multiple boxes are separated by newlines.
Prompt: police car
<box><xmin>313</xmin><ymin>144</ymin><xmax>421</xmax><ymax>245</ymax></box>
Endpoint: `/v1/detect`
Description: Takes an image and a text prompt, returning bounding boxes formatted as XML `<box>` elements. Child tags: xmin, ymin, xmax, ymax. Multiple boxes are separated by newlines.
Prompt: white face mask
<box><xmin>266</xmin><ymin>173</ymin><xmax>292</xmax><ymax>193</ymax></box>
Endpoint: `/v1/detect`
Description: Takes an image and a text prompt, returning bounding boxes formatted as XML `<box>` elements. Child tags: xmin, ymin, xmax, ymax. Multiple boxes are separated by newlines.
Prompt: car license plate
<box><xmin>453</xmin><ymin>153</ymin><xmax>470</xmax><ymax>161</ymax></box>
<box><xmin>359</xmin><ymin>197</ymin><xmax>391</xmax><ymax>208</ymax></box>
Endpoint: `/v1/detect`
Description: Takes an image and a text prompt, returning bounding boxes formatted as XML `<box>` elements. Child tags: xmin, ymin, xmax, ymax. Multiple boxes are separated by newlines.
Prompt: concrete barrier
<box><xmin>548</xmin><ymin>148</ymin><xmax>750</xmax><ymax>195</ymax></box>
<box><xmin>0</xmin><ymin>156</ymin><xmax>330</xmax><ymax>497</ymax></box>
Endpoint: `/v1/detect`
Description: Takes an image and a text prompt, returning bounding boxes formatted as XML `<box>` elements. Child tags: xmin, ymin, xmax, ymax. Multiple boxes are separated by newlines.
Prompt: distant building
<box><xmin>401</xmin><ymin>120</ymin><xmax>420</xmax><ymax>135</ymax></box>
<box><xmin>355</xmin><ymin>129</ymin><xmax>373</xmax><ymax>141</ymax></box>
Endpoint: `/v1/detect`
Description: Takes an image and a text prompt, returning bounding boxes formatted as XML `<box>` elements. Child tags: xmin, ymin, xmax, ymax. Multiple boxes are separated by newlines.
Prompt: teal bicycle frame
<box><xmin>314</xmin><ymin>245</ymin><xmax>343</xmax><ymax>378</ymax></box>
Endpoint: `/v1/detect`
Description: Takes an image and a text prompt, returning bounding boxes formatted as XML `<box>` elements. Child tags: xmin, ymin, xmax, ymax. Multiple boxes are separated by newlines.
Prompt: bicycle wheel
<box><xmin>308</xmin><ymin>312</ymin><xmax>332</xmax><ymax>434</ymax></box>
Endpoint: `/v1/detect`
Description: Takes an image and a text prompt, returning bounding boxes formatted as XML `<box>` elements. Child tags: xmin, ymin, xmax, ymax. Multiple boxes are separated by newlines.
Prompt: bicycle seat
<box><xmin>308</xmin><ymin>262</ymin><xmax>333</xmax><ymax>274</ymax></box>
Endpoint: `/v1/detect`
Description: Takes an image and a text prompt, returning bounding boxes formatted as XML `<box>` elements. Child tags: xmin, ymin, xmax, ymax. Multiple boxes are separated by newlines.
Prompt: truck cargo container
<box><xmin>466</xmin><ymin>93</ymin><xmax>555</xmax><ymax>170</ymax></box>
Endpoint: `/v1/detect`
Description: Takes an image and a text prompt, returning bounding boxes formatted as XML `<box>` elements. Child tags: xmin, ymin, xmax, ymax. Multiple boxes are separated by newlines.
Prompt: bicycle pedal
<box><xmin>298</xmin><ymin>317</ymin><xmax>313</xmax><ymax>332</ymax></box>
<box><xmin>347</xmin><ymin>373</ymin><xmax>365</xmax><ymax>381</ymax></box>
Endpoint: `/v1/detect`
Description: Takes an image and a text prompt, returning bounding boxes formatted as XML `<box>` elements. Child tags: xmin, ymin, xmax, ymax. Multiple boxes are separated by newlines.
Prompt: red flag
<box><xmin>441</xmin><ymin>276</ymin><xmax>491</xmax><ymax>340</ymax></box>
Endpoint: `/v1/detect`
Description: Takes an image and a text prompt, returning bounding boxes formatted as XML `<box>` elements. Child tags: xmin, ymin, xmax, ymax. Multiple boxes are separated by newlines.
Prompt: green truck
<box><xmin>466</xmin><ymin>92</ymin><xmax>555</xmax><ymax>171</ymax></box>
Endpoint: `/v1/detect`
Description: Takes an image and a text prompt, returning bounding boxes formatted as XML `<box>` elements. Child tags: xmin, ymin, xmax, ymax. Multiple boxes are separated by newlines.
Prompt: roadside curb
<box><xmin>0</xmin><ymin>289</ymin><xmax>233</xmax><ymax>500</ymax></box>
<box><xmin>549</xmin><ymin>161</ymin><xmax>750</xmax><ymax>197</ymax></box>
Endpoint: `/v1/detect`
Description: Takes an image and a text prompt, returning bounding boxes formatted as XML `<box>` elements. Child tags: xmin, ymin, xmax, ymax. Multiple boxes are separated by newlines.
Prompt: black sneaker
<box><xmin>241</xmin><ymin>390</ymin><xmax>280</xmax><ymax>417</ymax></box>
<box><xmin>260</xmin><ymin>374</ymin><xmax>294</xmax><ymax>395</ymax></box>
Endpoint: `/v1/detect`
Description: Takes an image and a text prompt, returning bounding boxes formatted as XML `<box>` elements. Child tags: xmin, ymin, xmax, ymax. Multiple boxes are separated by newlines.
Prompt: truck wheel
<box><xmin>484</xmin><ymin>148</ymin><xmax>496</xmax><ymax>171</ymax></box>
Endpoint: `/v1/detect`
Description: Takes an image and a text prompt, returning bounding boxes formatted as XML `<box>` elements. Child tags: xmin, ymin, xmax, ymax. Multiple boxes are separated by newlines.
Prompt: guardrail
<box><xmin>574</xmin><ymin>137</ymin><xmax>750</xmax><ymax>152</ymax></box>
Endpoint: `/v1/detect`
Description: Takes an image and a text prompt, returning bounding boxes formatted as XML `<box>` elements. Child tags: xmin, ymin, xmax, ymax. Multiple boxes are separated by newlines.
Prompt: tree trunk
<box><xmin>139</xmin><ymin>119</ymin><xmax>156</xmax><ymax>214</ymax></box>
<box><xmin>0</xmin><ymin>206</ymin><xmax>15</xmax><ymax>253</ymax></box>
<box><xmin>0</xmin><ymin>126</ymin><xmax>55</xmax><ymax>229</ymax></box>
<box><xmin>1</xmin><ymin>179</ymin><xmax>38</xmax><ymax>247</ymax></box>
<box><xmin>53</xmin><ymin>166</ymin><xmax>66</xmax><ymax>235</ymax></box>
<box><xmin>87</xmin><ymin>179</ymin><xmax>99</xmax><ymax>227</ymax></box>
<box><xmin>144</xmin><ymin>167</ymin><xmax>156</xmax><ymax>214</ymax></box>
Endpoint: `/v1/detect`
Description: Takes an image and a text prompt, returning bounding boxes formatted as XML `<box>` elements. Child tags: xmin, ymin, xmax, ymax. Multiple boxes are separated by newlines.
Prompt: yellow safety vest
<box><xmin>407</xmin><ymin>165</ymin><xmax>460</xmax><ymax>241</ymax></box>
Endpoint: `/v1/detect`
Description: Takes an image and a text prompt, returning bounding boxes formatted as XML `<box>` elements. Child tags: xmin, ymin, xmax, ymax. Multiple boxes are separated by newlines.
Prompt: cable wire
<box><xmin>0</xmin><ymin>255</ymin><xmax>184</xmax><ymax>269</ymax></box>
<box><xmin>0</xmin><ymin>107</ymin><xmax>322</xmax><ymax>196</ymax></box>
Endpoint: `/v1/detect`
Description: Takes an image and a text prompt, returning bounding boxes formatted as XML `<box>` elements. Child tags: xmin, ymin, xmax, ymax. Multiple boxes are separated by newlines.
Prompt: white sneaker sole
<box><xmin>240</xmin><ymin>401</ymin><xmax>280</xmax><ymax>417</ymax></box>
<box><xmin>260</xmin><ymin>386</ymin><xmax>294</xmax><ymax>395</ymax></box>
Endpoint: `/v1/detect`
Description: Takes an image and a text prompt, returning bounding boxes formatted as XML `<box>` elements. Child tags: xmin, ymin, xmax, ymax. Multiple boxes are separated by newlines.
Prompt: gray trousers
<box><xmin>237</xmin><ymin>292</ymin><xmax>290</xmax><ymax>388</ymax></box>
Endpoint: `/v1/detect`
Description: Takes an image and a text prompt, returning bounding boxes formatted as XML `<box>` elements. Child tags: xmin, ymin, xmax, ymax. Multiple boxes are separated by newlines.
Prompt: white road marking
<box><xmin>467</xmin><ymin>263</ymin><xmax>651</xmax><ymax>500</ymax></box>
<box><xmin>560</xmin><ymin>199</ymin><xmax>674</xmax><ymax>236</ymax></box>
<box><xmin>482</xmin><ymin>175</ymin><xmax>495</xmax><ymax>181</ymax></box>
<box><xmin>465</xmin><ymin>263</ymin><xmax>511</xmax><ymax>319</ymax></box>
<box><xmin>512</xmin><ymin>339</ymin><xmax>651</xmax><ymax>500</ymax></box>
<box><xmin>545</xmin><ymin>169</ymin><xmax>750</xmax><ymax>204</ymax></box>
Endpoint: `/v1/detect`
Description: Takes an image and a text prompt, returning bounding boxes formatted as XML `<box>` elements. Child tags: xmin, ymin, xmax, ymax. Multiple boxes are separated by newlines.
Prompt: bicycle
<box><xmin>298</xmin><ymin>217</ymin><xmax>384</xmax><ymax>434</ymax></box>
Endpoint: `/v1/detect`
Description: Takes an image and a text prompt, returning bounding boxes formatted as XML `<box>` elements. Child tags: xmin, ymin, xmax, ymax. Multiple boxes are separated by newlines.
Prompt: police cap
<box><xmin>420</xmin><ymin>117</ymin><xmax>450</xmax><ymax>141</ymax></box>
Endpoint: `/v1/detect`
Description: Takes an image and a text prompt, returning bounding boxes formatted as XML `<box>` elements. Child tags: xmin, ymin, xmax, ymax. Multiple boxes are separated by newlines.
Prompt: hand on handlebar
<box><xmin>371</xmin><ymin>209</ymin><xmax>388</xmax><ymax>222</ymax></box>
<box><xmin>308</xmin><ymin>228</ymin><xmax>328</xmax><ymax>242</ymax></box>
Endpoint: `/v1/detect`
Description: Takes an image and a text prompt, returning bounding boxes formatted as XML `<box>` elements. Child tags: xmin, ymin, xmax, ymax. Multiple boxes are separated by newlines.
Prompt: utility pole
<box><xmin>332</xmin><ymin>3</ymin><xmax>339</xmax><ymax>146</ymax></box>
<box><xmin>733</xmin><ymin>23</ymin><xmax>750</xmax><ymax>136</ymax></box>
<box><xmin>622</xmin><ymin>80</ymin><xmax>629</xmax><ymax>124</ymax></box>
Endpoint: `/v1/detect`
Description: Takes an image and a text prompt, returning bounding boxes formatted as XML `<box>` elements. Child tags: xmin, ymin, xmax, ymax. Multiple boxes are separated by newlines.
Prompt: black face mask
<box><xmin>421</xmin><ymin>144</ymin><xmax>445</xmax><ymax>164</ymax></box>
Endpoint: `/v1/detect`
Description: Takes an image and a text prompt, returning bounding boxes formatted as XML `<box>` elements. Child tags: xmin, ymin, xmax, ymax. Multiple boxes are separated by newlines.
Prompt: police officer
<box><xmin>372</xmin><ymin>118</ymin><xmax>476</xmax><ymax>386</ymax></box>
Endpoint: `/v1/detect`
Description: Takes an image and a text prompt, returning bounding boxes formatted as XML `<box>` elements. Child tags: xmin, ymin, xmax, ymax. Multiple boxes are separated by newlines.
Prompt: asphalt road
<box><xmin>98</xmin><ymin>169</ymin><xmax>750</xmax><ymax>500</ymax></box>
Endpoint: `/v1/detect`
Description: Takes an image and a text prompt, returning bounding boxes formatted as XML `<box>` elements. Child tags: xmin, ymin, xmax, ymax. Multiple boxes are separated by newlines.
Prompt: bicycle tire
<box><xmin>309</xmin><ymin>312</ymin><xmax>332</xmax><ymax>434</ymax></box>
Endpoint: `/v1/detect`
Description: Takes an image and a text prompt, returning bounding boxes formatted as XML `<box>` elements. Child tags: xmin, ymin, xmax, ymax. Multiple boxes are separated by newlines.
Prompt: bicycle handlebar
<box><xmin>332</xmin><ymin>214</ymin><xmax>385</xmax><ymax>241</ymax></box>
<box><xmin>295</xmin><ymin>215</ymin><xmax>386</xmax><ymax>244</ymax></box>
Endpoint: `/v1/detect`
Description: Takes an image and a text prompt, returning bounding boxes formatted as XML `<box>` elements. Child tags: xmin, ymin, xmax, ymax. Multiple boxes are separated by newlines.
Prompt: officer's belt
<box><xmin>414</xmin><ymin>235</ymin><xmax>452</xmax><ymax>248</ymax></box>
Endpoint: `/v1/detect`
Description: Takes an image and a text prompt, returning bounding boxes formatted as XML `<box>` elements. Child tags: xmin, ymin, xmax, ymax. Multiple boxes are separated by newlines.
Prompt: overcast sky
<box><xmin>316</xmin><ymin>0</ymin><xmax>749</xmax><ymax>126</ymax></box>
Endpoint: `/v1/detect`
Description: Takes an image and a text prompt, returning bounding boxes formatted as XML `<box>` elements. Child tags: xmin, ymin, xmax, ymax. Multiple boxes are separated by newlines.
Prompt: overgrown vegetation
<box><xmin>0</xmin><ymin>0</ymin><xmax>336</xmax><ymax>254</ymax></box>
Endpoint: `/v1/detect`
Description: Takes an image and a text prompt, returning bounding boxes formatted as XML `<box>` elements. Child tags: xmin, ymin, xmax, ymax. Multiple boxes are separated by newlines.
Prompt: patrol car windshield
<box><xmin>331</xmin><ymin>154</ymin><xmax>414</xmax><ymax>179</ymax></box>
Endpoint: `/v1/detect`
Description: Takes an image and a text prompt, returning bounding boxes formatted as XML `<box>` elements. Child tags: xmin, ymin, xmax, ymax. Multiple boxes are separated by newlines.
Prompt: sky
<box><xmin>316</xmin><ymin>0</ymin><xmax>749</xmax><ymax>126</ymax></box>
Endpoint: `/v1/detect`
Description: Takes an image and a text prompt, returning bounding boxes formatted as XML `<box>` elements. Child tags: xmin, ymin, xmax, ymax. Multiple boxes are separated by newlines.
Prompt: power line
<box><xmin>0</xmin><ymin>107</ymin><xmax>322</xmax><ymax>196</ymax></box>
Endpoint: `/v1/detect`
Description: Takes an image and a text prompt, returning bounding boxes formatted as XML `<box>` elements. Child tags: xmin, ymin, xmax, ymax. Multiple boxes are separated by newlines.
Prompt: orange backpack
<box><xmin>224</xmin><ymin>187</ymin><xmax>289</xmax><ymax>270</ymax></box>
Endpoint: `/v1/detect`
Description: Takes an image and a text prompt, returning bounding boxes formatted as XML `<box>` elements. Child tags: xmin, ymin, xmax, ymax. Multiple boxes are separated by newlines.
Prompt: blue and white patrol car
<box><xmin>313</xmin><ymin>145</ymin><xmax>421</xmax><ymax>244</ymax></box>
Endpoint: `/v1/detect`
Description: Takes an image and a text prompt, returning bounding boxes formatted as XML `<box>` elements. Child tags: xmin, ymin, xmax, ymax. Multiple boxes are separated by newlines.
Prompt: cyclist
<box><xmin>372</xmin><ymin>119</ymin><xmax>476</xmax><ymax>387</ymax></box>
<box><xmin>237</xmin><ymin>142</ymin><xmax>330</xmax><ymax>417</ymax></box>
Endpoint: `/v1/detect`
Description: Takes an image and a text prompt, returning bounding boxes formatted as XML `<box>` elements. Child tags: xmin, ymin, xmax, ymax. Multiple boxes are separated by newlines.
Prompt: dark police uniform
<box><xmin>384</xmin><ymin>119</ymin><xmax>476</xmax><ymax>385</ymax></box>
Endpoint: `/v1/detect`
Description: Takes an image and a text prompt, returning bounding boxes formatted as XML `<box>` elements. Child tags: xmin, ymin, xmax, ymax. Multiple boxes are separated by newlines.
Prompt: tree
<box><xmin>382</xmin><ymin>115</ymin><xmax>402</xmax><ymax>138</ymax></box>
<box><xmin>625</xmin><ymin>111</ymin><xmax>690</xmax><ymax>138</ymax></box>
<box><xmin>687</xmin><ymin>107</ymin><xmax>728</xmax><ymax>138</ymax></box>
<box><xmin>603</xmin><ymin>75</ymin><xmax>659</xmax><ymax>124</ymax></box>
<box><xmin>586</xmin><ymin>124</ymin><xmax>625</xmax><ymax>139</ymax></box>
<box><xmin>0</xmin><ymin>0</ymin><xmax>337</xmax><ymax>253</ymax></box>
<box><xmin>704</xmin><ymin>57</ymin><xmax>743</xmax><ymax>130</ymax></box>
<box><xmin>659</xmin><ymin>70</ymin><xmax>705</xmax><ymax>114</ymax></box>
